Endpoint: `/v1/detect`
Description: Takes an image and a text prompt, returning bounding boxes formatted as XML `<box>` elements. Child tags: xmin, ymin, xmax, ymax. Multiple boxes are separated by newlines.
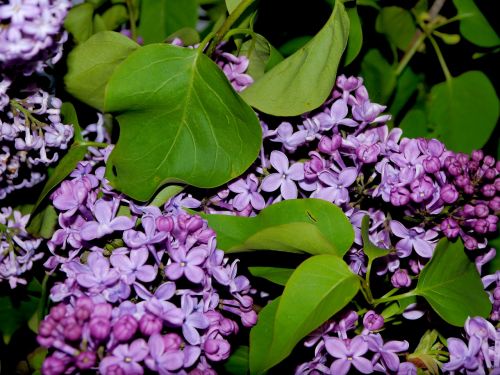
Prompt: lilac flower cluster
<box><xmin>0</xmin><ymin>0</ymin><xmax>70</xmax><ymax>74</ymax></box>
<box><xmin>39</xmin><ymin>145</ymin><xmax>256</xmax><ymax>374</ymax></box>
<box><xmin>296</xmin><ymin>309</ymin><xmax>415</xmax><ymax>375</ymax></box>
<box><xmin>0</xmin><ymin>206</ymin><xmax>43</xmax><ymax>288</ymax></box>
<box><xmin>216</xmin><ymin>52</ymin><xmax>253</xmax><ymax>92</ymax></box>
<box><xmin>0</xmin><ymin>84</ymin><xmax>74</xmax><ymax>200</ymax></box>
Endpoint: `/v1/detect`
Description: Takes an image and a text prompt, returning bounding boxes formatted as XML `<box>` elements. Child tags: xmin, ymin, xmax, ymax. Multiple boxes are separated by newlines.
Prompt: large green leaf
<box><xmin>415</xmin><ymin>238</ymin><xmax>491</xmax><ymax>326</ymax></box>
<box><xmin>64</xmin><ymin>3</ymin><xmax>95</xmax><ymax>43</ymax></box>
<box><xmin>452</xmin><ymin>0</ymin><xmax>500</xmax><ymax>47</ymax></box>
<box><xmin>101</xmin><ymin>5</ymin><xmax>128</xmax><ymax>31</ymax></box>
<box><xmin>224</xmin><ymin>345</ymin><xmax>249</xmax><ymax>375</ymax></box>
<box><xmin>375</xmin><ymin>6</ymin><xmax>416</xmax><ymax>50</ymax></box>
<box><xmin>204</xmin><ymin>199</ymin><xmax>354</xmax><ymax>256</ymax></box>
<box><xmin>428</xmin><ymin>71</ymin><xmax>499</xmax><ymax>153</ymax></box>
<box><xmin>240</xmin><ymin>0</ymin><xmax>349</xmax><ymax>116</ymax></box>
<box><xmin>248</xmin><ymin>267</ymin><xmax>294</xmax><ymax>286</ymax></box>
<box><xmin>250</xmin><ymin>255</ymin><xmax>360</xmax><ymax>374</ymax></box>
<box><xmin>344</xmin><ymin>5</ymin><xmax>363</xmax><ymax>66</ymax></box>
<box><xmin>400</xmin><ymin>108</ymin><xmax>428</xmax><ymax>139</ymax></box>
<box><xmin>104</xmin><ymin>44</ymin><xmax>262</xmax><ymax>201</ymax></box>
<box><xmin>138</xmin><ymin>0</ymin><xmax>198</xmax><ymax>44</ymax></box>
<box><xmin>360</xmin><ymin>49</ymin><xmax>396</xmax><ymax>104</ymax></box>
<box><xmin>65</xmin><ymin>31</ymin><xmax>139</xmax><ymax>111</ymax></box>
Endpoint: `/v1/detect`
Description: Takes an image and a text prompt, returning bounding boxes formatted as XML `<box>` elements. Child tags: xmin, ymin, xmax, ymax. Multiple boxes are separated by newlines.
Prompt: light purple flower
<box><xmin>123</xmin><ymin>215</ymin><xmax>167</xmax><ymax>248</ymax></box>
<box><xmin>180</xmin><ymin>294</ymin><xmax>209</xmax><ymax>345</ymax></box>
<box><xmin>367</xmin><ymin>333</ymin><xmax>409</xmax><ymax>371</ymax></box>
<box><xmin>228</xmin><ymin>174</ymin><xmax>265</xmax><ymax>211</ymax></box>
<box><xmin>80</xmin><ymin>199</ymin><xmax>135</xmax><ymax>241</ymax></box>
<box><xmin>145</xmin><ymin>334</ymin><xmax>184</xmax><ymax>373</ymax></box>
<box><xmin>313</xmin><ymin>167</ymin><xmax>357</xmax><ymax>205</ymax></box>
<box><xmin>442</xmin><ymin>336</ymin><xmax>482</xmax><ymax>372</ymax></box>
<box><xmin>261</xmin><ymin>151</ymin><xmax>304</xmax><ymax>199</ymax></box>
<box><xmin>110</xmin><ymin>248</ymin><xmax>157</xmax><ymax>284</ymax></box>
<box><xmin>75</xmin><ymin>252</ymin><xmax>120</xmax><ymax>291</ymax></box>
<box><xmin>270</xmin><ymin>122</ymin><xmax>307</xmax><ymax>152</ymax></box>
<box><xmin>316</xmin><ymin>98</ymin><xmax>358</xmax><ymax>130</ymax></box>
<box><xmin>390</xmin><ymin>221</ymin><xmax>438</xmax><ymax>258</ymax></box>
<box><xmin>99</xmin><ymin>339</ymin><xmax>149</xmax><ymax>375</ymax></box>
<box><xmin>325</xmin><ymin>336</ymin><xmax>373</xmax><ymax>375</ymax></box>
<box><xmin>165</xmin><ymin>245</ymin><xmax>207</xmax><ymax>284</ymax></box>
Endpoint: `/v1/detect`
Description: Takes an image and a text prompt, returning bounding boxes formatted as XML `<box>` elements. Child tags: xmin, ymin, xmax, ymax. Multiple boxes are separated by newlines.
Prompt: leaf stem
<box><xmin>373</xmin><ymin>291</ymin><xmax>416</xmax><ymax>305</ymax></box>
<box><xmin>126</xmin><ymin>0</ymin><xmax>137</xmax><ymax>41</ymax></box>
<box><xmin>428</xmin><ymin>34</ymin><xmax>453</xmax><ymax>83</ymax></box>
<box><xmin>78</xmin><ymin>141</ymin><xmax>109</xmax><ymax>148</ymax></box>
<box><xmin>206</xmin><ymin>0</ymin><xmax>256</xmax><ymax>56</ymax></box>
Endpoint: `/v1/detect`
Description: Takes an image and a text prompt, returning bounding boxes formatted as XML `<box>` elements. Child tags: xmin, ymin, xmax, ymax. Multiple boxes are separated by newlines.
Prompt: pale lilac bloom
<box><xmin>316</xmin><ymin>98</ymin><xmax>358</xmax><ymax>130</ymax></box>
<box><xmin>366</xmin><ymin>333</ymin><xmax>409</xmax><ymax>371</ymax></box>
<box><xmin>75</xmin><ymin>252</ymin><xmax>120</xmax><ymax>292</ymax></box>
<box><xmin>390</xmin><ymin>220</ymin><xmax>438</xmax><ymax>258</ymax></box>
<box><xmin>165</xmin><ymin>245</ymin><xmax>207</xmax><ymax>284</ymax></box>
<box><xmin>270</xmin><ymin>122</ymin><xmax>307</xmax><ymax>152</ymax></box>
<box><xmin>52</xmin><ymin>179</ymin><xmax>90</xmax><ymax>217</ymax></box>
<box><xmin>325</xmin><ymin>336</ymin><xmax>373</xmax><ymax>374</ymax></box>
<box><xmin>442</xmin><ymin>336</ymin><xmax>482</xmax><ymax>373</ymax></box>
<box><xmin>390</xmin><ymin>138</ymin><xmax>424</xmax><ymax>178</ymax></box>
<box><xmin>228</xmin><ymin>174</ymin><xmax>265</xmax><ymax>211</ymax></box>
<box><xmin>123</xmin><ymin>216</ymin><xmax>167</xmax><ymax>248</ymax></box>
<box><xmin>313</xmin><ymin>167</ymin><xmax>357</xmax><ymax>205</ymax></box>
<box><xmin>397</xmin><ymin>362</ymin><xmax>418</xmax><ymax>374</ymax></box>
<box><xmin>99</xmin><ymin>339</ymin><xmax>149</xmax><ymax>375</ymax></box>
<box><xmin>145</xmin><ymin>334</ymin><xmax>184</xmax><ymax>373</ymax></box>
<box><xmin>261</xmin><ymin>151</ymin><xmax>304</xmax><ymax>199</ymax></box>
<box><xmin>180</xmin><ymin>294</ymin><xmax>209</xmax><ymax>345</ymax></box>
<box><xmin>352</xmin><ymin>100</ymin><xmax>391</xmax><ymax>124</ymax></box>
<box><xmin>299</xmin><ymin>117</ymin><xmax>322</xmax><ymax>141</ymax></box>
<box><xmin>80</xmin><ymin>199</ymin><xmax>135</xmax><ymax>241</ymax></box>
<box><xmin>110</xmin><ymin>248</ymin><xmax>157</xmax><ymax>285</ymax></box>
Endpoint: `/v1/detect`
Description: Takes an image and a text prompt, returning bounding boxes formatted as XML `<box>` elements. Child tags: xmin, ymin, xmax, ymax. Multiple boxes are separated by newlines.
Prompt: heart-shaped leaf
<box><xmin>375</xmin><ymin>6</ymin><xmax>416</xmax><ymax>50</ymax></box>
<box><xmin>452</xmin><ymin>0</ymin><xmax>500</xmax><ymax>47</ymax></box>
<box><xmin>104</xmin><ymin>44</ymin><xmax>262</xmax><ymax>201</ymax></box>
<box><xmin>250</xmin><ymin>255</ymin><xmax>360</xmax><ymax>374</ymax></box>
<box><xmin>415</xmin><ymin>238</ymin><xmax>491</xmax><ymax>326</ymax></box>
<box><xmin>203</xmin><ymin>198</ymin><xmax>354</xmax><ymax>256</ymax></box>
<box><xmin>240</xmin><ymin>0</ymin><xmax>349</xmax><ymax>116</ymax></box>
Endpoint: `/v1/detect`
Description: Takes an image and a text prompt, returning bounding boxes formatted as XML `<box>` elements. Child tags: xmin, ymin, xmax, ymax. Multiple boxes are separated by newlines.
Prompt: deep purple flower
<box><xmin>261</xmin><ymin>151</ymin><xmax>304</xmax><ymax>199</ymax></box>
<box><xmin>113</xmin><ymin>315</ymin><xmax>138</xmax><ymax>342</ymax></box>
<box><xmin>76</xmin><ymin>351</ymin><xmax>96</xmax><ymax>370</ymax></box>
<box><xmin>440</xmin><ymin>184</ymin><xmax>459</xmax><ymax>204</ymax></box>
<box><xmin>325</xmin><ymin>336</ymin><xmax>373</xmax><ymax>374</ymax></box>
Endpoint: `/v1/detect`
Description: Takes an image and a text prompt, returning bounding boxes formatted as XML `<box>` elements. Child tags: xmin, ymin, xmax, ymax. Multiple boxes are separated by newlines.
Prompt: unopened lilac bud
<box><xmin>464</xmin><ymin>184</ymin><xmax>474</xmax><ymax>195</ymax></box>
<box><xmin>93</xmin><ymin>303</ymin><xmax>112</xmax><ymax>319</ymax></box>
<box><xmin>474</xmin><ymin>204</ymin><xmax>489</xmax><ymax>218</ymax></box>
<box><xmin>467</xmin><ymin>160</ymin><xmax>479</xmax><ymax>173</ymax></box>
<box><xmin>204</xmin><ymin>338</ymin><xmax>231</xmax><ymax>361</ymax></box>
<box><xmin>486</xmin><ymin>215</ymin><xmax>498</xmax><ymax>232</ymax></box>
<box><xmin>49</xmin><ymin>305</ymin><xmax>66</xmax><ymax>321</ymax></box>
<box><xmin>163</xmin><ymin>333</ymin><xmax>182</xmax><ymax>351</ymax></box>
<box><xmin>156</xmin><ymin>216</ymin><xmax>174</xmax><ymax>232</ymax></box>
<box><xmin>440</xmin><ymin>184</ymin><xmax>459</xmax><ymax>204</ymax></box>
<box><xmin>139</xmin><ymin>313</ymin><xmax>162</xmax><ymax>335</ymax></box>
<box><xmin>42</xmin><ymin>356</ymin><xmax>66</xmax><ymax>375</ymax></box>
<box><xmin>75</xmin><ymin>297</ymin><xmax>93</xmax><ymax>321</ymax></box>
<box><xmin>472</xmin><ymin>150</ymin><xmax>484</xmax><ymax>161</ymax></box>
<box><xmin>445</xmin><ymin>157</ymin><xmax>462</xmax><ymax>176</ymax></box>
<box><xmin>363</xmin><ymin>310</ymin><xmax>384</xmax><ymax>331</ymax></box>
<box><xmin>423</xmin><ymin>156</ymin><xmax>441</xmax><ymax>173</ymax></box>
<box><xmin>440</xmin><ymin>218</ymin><xmax>460</xmax><ymax>239</ymax></box>
<box><xmin>179</xmin><ymin>214</ymin><xmax>203</xmax><ymax>233</ymax></box>
<box><xmin>76</xmin><ymin>351</ymin><xmax>96</xmax><ymax>370</ymax></box>
<box><xmin>39</xmin><ymin>319</ymin><xmax>56</xmax><ymax>337</ymax></box>
<box><xmin>482</xmin><ymin>184</ymin><xmax>496</xmax><ymax>197</ymax></box>
<box><xmin>64</xmin><ymin>323</ymin><xmax>82</xmax><ymax>341</ymax></box>
<box><xmin>489</xmin><ymin>197</ymin><xmax>500</xmax><ymax>211</ymax></box>
<box><xmin>113</xmin><ymin>315</ymin><xmax>138</xmax><ymax>341</ymax></box>
<box><xmin>241</xmin><ymin>310</ymin><xmax>258</xmax><ymax>327</ymax></box>
<box><xmin>356</xmin><ymin>144</ymin><xmax>380</xmax><ymax>164</ymax></box>
<box><xmin>318</xmin><ymin>136</ymin><xmax>333</xmax><ymax>154</ymax></box>
<box><xmin>463</xmin><ymin>236</ymin><xmax>478</xmax><ymax>250</ymax></box>
<box><xmin>457</xmin><ymin>153</ymin><xmax>469</xmax><ymax>165</ymax></box>
<box><xmin>390</xmin><ymin>187</ymin><xmax>410</xmax><ymax>206</ymax></box>
<box><xmin>455</xmin><ymin>175</ymin><xmax>470</xmax><ymax>188</ymax></box>
<box><xmin>89</xmin><ymin>317</ymin><xmax>111</xmax><ymax>341</ymax></box>
<box><xmin>494</xmin><ymin>287</ymin><xmax>500</xmax><ymax>301</ymax></box>
<box><xmin>462</xmin><ymin>204</ymin><xmax>475</xmax><ymax>217</ymax></box>
<box><xmin>484</xmin><ymin>155</ymin><xmax>495</xmax><ymax>167</ymax></box>
<box><xmin>304</xmin><ymin>155</ymin><xmax>324</xmax><ymax>179</ymax></box>
<box><xmin>391</xmin><ymin>269</ymin><xmax>412</xmax><ymax>288</ymax></box>
<box><xmin>197</xmin><ymin>228</ymin><xmax>216</xmax><ymax>243</ymax></box>
<box><xmin>494</xmin><ymin>177</ymin><xmax>500</xmax><ymax>189</ymax></box>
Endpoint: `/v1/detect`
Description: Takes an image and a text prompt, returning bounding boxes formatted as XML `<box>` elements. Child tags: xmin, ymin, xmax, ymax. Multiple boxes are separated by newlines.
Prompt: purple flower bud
<box><xmin>363</xmin><ymin>310</ymin><xmax>384</xmax><ymax>331</ymax></box>
<box><xmin>163</xmin><ymin>333</ymin><xmax>182</xmax><ymax>351</ymax></box>
<box><xmin>463</xmin><ymin>235</ymin><xmax>478</xmax><ymax>250</ymax></box>
<box><xmin>76</xmin><ymin>351</ymin><xmax>96</xmax><ymax>370</ymax></box>
<box><xmin>390</xmin><ymin>187</ymin><xmax>410</xmax><ymax>206</ymax></box>
<box><xmin>391</xmin><ymin>269</ymin><xmax>412</xmax><ymax>288</ymax></box>
<box><xmin>156</xmin><ymin>216</ymin><xmax>174</xmax><ymax>232</ymax></box>
<box><xmin>75</xmin><ymin>297</ymin><xmax>93</xmax><ymax>321</ymax></box>
<box><xmin>494</xmin><ymin>177</ymin><xmax>500</xmax><ymax>188</ymax></box>
<box><xmin>472</xmin><ymin>150</ymin><xmax>484</xmax><ymax>161</ymax></box>
<box><xmin>42</xmin><ymin>356</ymin><xmax>66</xmax><ymax>375</ymax></box>
<box><xmin>139</xmin><ymin>313</ymin><xmax>163</xmax><ymax>336</ymax></box>
<box><xmin>241</xmin><ymin>310</ymin><xmax>258</xmax><ymax>327</ymax></box>
<box><xmin>64</xmin><ymin>323</ymin><xmax>82</xmax><ymax>341</ymax></box>
<box><xmin>113</xmin><ymin>315</ymin><xmax>138</xmax><ymax>342</ymax></box>
<box><xmin>304</xmin><ymin>154</ymin><xmax>325</xmax><ymax>180</ymax></box>
<box><xmin>473</xmin><ymin>219</ymin><xmax>489</xmax><ymax>234</ymax></box>
<box><xmin>467</xmin><ymin>160</ymin><xmax>480</xmax><ymax>173</ymax></box>
<box><xmin>356</xmin><ymin>144</ymin><xmax>380</xmax><ymax>164</ymax></box>
<box><xmin>457</xmin><ymin>153</ymin><xmax>469</xmax><ymax>165</ymax></box>
<box><xmin>462</xmin><ymin>204</ymin><xmax>475</xmax><ymax>217</ymax></box>
<box><xmin>423</xmin><ymin>156</ymin><xmax>441</xmax><ymax>173</ymax></box>
<box><xmin>445</xmin><ymin>156</ymin><xmax>462</xmax><ymax>176</ymax></box>
<box><xmin>493</xmin><ymin>287</ymin><xmax>500</xmax><ymax>301</ymax></box>
<box><xmin>410</xmin><ymin>177</ymin><xmax>434</xmax><ymax>203</ymax></box>
<box><xmin>489</xmin><ymin>197</ymin><xmax>500</xmax><ymax>211</ymax></box>
<box><xmin>93</xmin><ymin>303</ymin><xmax>113</xmax><ymax>319</ymax></box>
<box><xmin>39</xmin><ymin>319</ymin><xmax>56</xmax><ymax>337</ymax></box>
<box><xmin>474</xmin><ymin>204</ymin><xmax>489</xmax><ymax>218</ymax></box>
<box><xmin>464</xmin><ymin>184</ymin><xmax>474</xmax><ymax>194</ymax></box>
<box><xmin>482</xmin><ymin>184</ymin><xmax>496</xmax><ymax>197</ymax></box>
<box><xmin>440</xmin><ymin>218</ymin><xmax>460</xmax><ymax>239</ymax></box>
<box><xmin>440</xmin><ymin>184</ymin><xmax>459</xmax><ymax>204</ymax></box>
<box><xmin>484</xmin><ymin>155</ymin><xmax>495</xmax><ymax>167</ymax></box>
<box><xmin>49</xmin><ymin>305</ymin><xmax>66</xmax><ymax>321</ymax></box>
<box><xmin>204</xmin><ymin>337</ymin><xmax>231</xmax><ymax>361</ymax></box>
<box><xmin>318</xmin><ymin>136</ymin><xmax>333</xmax><ymax>154</ymax></box>
<box><xmin>455</xmin><ymin>175</ymin><xmax>470</xmax><ymax>188</ymax></box>
<box><xmin>89</xmin><ymin>317</ymin><xmax>111</xmax><ymax>341</ymax></box>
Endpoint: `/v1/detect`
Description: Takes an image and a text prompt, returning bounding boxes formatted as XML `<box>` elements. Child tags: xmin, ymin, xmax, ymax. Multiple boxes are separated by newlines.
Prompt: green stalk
<box><xmin>373</xmin><ymin>291</ymin><xmax>416</xmax><ymax>305</ymax></box>
<box><xmin>428</xmin><ymin>34</ymin><xmax>453</xmax><ymax>83</ymax></box>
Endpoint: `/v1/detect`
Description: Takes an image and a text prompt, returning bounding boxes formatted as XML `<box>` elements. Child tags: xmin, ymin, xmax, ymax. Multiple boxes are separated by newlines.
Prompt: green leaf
<box><xmin>452</xmin><ymin>0</ymin><xmax>500</xmax><ymax>47</ymax></box>
<box><xmin>390</xmin><ymin>66</ymin><xmax>423</xmax><ymax>119</ymax></box>
<box><xmin>240</xmin><ymin>0</ymin><xmax>349</xmax><ymax>116</ymax></box>
<box><xmin>278</xmin><ymin>36</ymin><xmax>313</xmax><ymax>56</ymax></box>
<box><xmin>240</xmin><ymin>34</ymin><xmax>283</xmax><ymax>80</ymax></box>
<box><xmin>361</xmin><ymin>215</ymin><xmax>390</xmax><ymax>261</ymax></box>
<box><xmin>149</xmin><ymin>185</ymin><xmax>185</xmax><ymax>207</ymax></box>
<box><xmin>381</xmin><ymin>296</ymin><xmax>416</xmax><ymax>319</ymax></box>
<box><xmin>250</xmin><ymin>255</ymin><xmax>360</xmax><ymax>374</ymax></box>
<box><xmin>65</xmin><ymin>31</ymin><xmax>139</xmax><ymax>111</ymax></box>
<box><xmin>415</xmin><ymin>238</ymin><xmax>491</xmax><ymax>326</ymax></box>
<box><xmin>26</xmin><ymin>205</ymin><xmax>58</xmax><ymax>239</ymax></box>
<box><xmin>225</xmin><ymin>0</ymin><xmax>241</xmax><ymax>13</ymax></box>
<box><xmin>248</xmin><ymin>267</ymin><xmax>294</xmax><ymax>286</ymax></box>
<box><xmin>344</xmin><ymin>6</ymin><xmax>362</xmax><ymax>66</ymax></box>
<box><xmin>104</xmin><ymin>44</ymin><xmax>262</xmax><ymax>201</ymax></box>
<box><xmin>249</xmin><ymin>298</ymin><xmax>280</xmax><ymax>375</ymax></box>
<box><xmin>428</xmin><ymin>71</ymin><xmax>499</xmax><ymax>153</ymax></box>
<box><xmin>375</xmin><ymin>6</ymin><xmax>416</xmax><ymax>50</ymax></box>
<box><xmin>224</xmin><ymin>345</ymin><xmax>249</xmax><ymax>375</ymax></box>
<box><xmin>399</xmin><ymin>108</ymin><xmax>429</xmax><ymax>138</ymax></box>
<box><xmin>101</xmin><ymin>4</ymin><xmax>129</xmax><ymax>31</ymax></box>
<box><xmin>360</xmin><ymin>49</ymin><xmax>397</xmax><ymax>104</ymax></box>
<box><xmin>64</xmin><ymin>3</ymin><xmax>95</xmax><ymax>43</ymax></box>
<box><xmin>203</xmin><ymin>199</ymin><xmax>354</xmax><ymax>256</ymax></box>
<box><xmin>93</xmin><ymin>14</ymin><xmax>107</xmax><ymax>33</ymax></box>
<box><xmin>27</xmin><ymin>347</ymin><xmax>48</xmax><ymax>371</ymax></box>
<box><xmin>138</xmin><ymin>0</ymin><xmax>198</xmax><ymax>44</ymax></box>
